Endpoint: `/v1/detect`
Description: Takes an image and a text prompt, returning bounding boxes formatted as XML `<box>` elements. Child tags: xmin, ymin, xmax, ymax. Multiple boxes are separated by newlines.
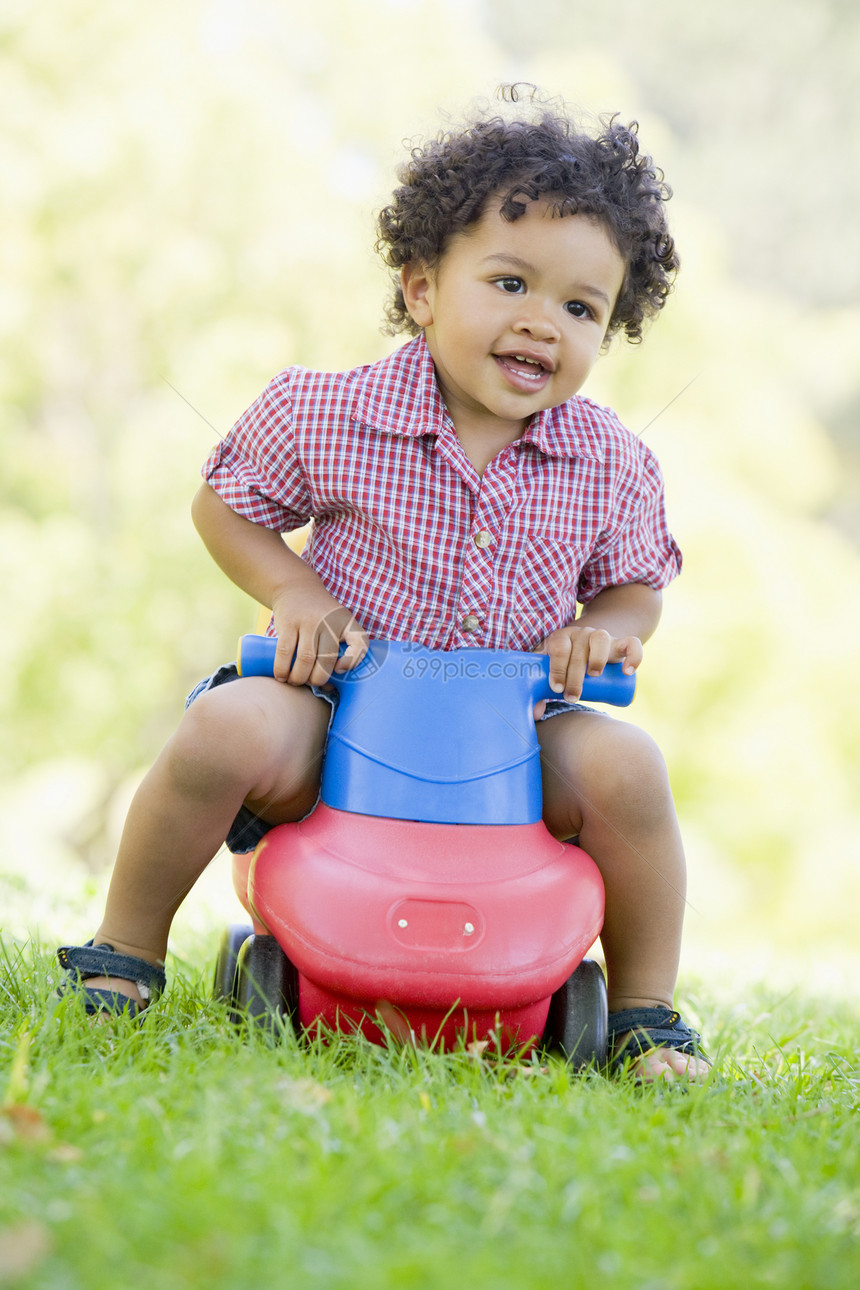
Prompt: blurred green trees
<box><xmin>2</xmin><ymin>0</ymin><xmax>858</xmax><ymax>954</ymax></box>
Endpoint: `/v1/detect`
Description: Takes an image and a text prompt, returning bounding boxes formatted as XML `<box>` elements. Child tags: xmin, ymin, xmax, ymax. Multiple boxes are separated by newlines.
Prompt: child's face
<box><xmin>402</xmin><ymin>199</ymin><xmax>625</xmax><ymax>447</ymax></box>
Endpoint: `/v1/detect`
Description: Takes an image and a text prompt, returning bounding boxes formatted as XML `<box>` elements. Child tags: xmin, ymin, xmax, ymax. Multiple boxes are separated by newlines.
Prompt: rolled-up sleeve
<box><xmin>577</xmin><ymin>443</ymin><xmax>682</xmax><ymax>604</ymax></box>
<box><xmin>202</xmin><ymin>370</ymin><xmax>312</xmax><ymax>532</ymax></box>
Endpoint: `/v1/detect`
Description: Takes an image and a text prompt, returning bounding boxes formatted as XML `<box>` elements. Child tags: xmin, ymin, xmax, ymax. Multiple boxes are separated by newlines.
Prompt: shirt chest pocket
<box><xmin>510</xmin><ymin>533</ymin><xmax>588</xmax><ymax>637</ymax></box>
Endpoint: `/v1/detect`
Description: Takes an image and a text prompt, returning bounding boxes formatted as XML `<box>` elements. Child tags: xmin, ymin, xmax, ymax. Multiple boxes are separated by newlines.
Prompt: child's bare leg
<box><xmin>537</xmin><ymin>710</ymin><xmax>707</xmax><ymax>1081</ymax></box>
<box><xmin>87</xmin><ymin>679</ymin><xmax>330</xmax><ymax>1005</ymax></box>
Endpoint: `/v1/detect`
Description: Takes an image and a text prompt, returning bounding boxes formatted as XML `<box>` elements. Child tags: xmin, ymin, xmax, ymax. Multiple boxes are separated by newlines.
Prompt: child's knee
<box><xmin>178</xmin><ymin>683</ymin><xmax>252</xmax><ymax>751</ymax></box>
<box><xmin>174</xmin><ymin>679</ymin><xmax>329</xmax><ymax>792</ymax></box>
<box><xmin>544</xmin><ymin>716</ymin><xmax>672</xmax><ymax>829</ymax></box>
<box><xmin>586</xmin><ymin>721</ymin><xmax>673</xmax><ymax>825</ymax></box>
<box><xmin>168</xmin><ymin>682</ymin><xmax>282</xmax><ymax>788</ymax></box>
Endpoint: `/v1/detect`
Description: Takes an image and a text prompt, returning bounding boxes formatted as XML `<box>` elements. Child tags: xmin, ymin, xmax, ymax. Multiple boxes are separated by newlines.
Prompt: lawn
<box><xmin>1</xmin><ymin>929</ymin><xmax>858</xmax><ymax>1290</ymax></box>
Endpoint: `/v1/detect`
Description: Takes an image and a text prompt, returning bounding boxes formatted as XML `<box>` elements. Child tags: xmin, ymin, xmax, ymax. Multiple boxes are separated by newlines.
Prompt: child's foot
<box><xmin>619</xmin><ymin>1042</ymin><xmax>711</xmax><ymax>1083</ymax></box>
<box><xmin>56</xmin><ymin>942</ymin><xmax>165</xmax><ymax>1017</ymax></box>
<box><xmin>608</xmin><ymin>1006</ymin><xmax>710</xmax><ymax>1083</ymax></box>
<box><xmin>77</xmin><ymin>975</ymin><xmax>147</xmax><ymax>1010</ymax></box>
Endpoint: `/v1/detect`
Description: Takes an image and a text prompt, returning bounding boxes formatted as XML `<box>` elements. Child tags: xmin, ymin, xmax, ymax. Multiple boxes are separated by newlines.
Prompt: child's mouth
<box><xmin>494</xmin><ymin>353</ymin><xmax>552</xmax><ymax>391</ymax></box>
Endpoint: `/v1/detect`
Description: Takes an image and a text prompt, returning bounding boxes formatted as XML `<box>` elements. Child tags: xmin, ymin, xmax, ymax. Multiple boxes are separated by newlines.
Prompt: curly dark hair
<box><xmin>376</xmin><ymin>88</ymin><xmax>678</xmax><ymax>343</ymax></box>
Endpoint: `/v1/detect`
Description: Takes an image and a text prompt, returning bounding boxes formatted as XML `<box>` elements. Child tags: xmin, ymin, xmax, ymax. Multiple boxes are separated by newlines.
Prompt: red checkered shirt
<box><xmin>203</xmin><ymin>335</ymin><xmax>681</xmax><ymax>650</ymax></box>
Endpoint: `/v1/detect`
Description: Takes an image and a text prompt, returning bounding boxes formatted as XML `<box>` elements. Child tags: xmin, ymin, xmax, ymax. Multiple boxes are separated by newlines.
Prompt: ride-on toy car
<box><xmin>213</xmin><ymin>636</ymin><xmax>635</xmax><ymax>1066</ymax></box>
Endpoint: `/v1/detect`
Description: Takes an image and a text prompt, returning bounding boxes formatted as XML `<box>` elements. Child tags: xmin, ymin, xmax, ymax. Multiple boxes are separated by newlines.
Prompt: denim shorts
<box><xmin>185</xmin><ymin>664</ymin><xmax>592</xmax><ymax>855</ymax></box>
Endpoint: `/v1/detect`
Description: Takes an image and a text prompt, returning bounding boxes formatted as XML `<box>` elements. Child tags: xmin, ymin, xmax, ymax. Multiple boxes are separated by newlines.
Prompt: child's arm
<box><xmin>539</xmin><ymin>583</ymin><xmax>662</xmax><ymax>702</ymax></box>
<box><xmin>191</xmin><ymin>483</ymin><xmax>368</xmax><ymax>686</ymax></box>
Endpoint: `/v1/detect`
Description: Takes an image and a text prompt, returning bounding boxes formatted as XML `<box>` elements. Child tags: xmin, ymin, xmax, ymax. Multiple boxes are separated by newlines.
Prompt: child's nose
<box><xmin>513</xmin><ymin>301</ymin><xmax>559</xmax><ymax>343</ymax></box>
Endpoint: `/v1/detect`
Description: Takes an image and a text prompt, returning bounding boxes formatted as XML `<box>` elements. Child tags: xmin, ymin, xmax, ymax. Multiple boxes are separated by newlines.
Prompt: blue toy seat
<box><xmin>320</xmin><ymin>642</ymin><xmax>548</xmax><ymax>824</ymax></box>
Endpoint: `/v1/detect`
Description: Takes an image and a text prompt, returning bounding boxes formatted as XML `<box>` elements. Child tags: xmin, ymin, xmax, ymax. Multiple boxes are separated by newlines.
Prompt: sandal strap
<box><xmin>607</xmin><ymin>1006</ymin><xmax>707</xmax><ymax>1067</ymax></box>
<box><xmin>72</xmin><ymin>986</ymin><xmax>145</xmax><ymax>1018</ymax></box>
<box><xmin>57</xmin><ymin>941</ymin><xmax>166</xmax><ymax>1002</ymax></box>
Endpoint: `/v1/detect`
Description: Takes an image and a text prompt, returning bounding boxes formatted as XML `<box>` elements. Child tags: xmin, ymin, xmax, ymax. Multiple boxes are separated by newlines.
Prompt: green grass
<box><xmin>1</xmin><ymin>934</ymin><xmax>858</xmax><ymax>1290</ymax></box>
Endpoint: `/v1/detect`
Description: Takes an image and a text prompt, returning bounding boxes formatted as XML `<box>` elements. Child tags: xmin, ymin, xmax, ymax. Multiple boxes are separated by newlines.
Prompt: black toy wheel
<box><xmin>542</xmin><ymin>958</ymin><xmax>608</xmax><ymax>1069</ymax></box>
<box><xmin>213</xmin><ymin>923</ymin><xmax>253</xmax><ymax>1006</ymax></box>
<box><xmin>234</xmin><ymin>933</ymin><xmax>300</xmax><ymax>1035</ymax></box>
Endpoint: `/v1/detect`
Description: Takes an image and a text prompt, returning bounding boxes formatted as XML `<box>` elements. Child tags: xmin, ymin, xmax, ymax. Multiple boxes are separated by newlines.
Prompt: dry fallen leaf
<box><xmin>374</xmin><ymin>1000</ymin><xmax>416</xmax><ymax>1044</ymax></box>
<box><xmin>0</xmin><ymin>1105</ymin><xmax>51</xmax><ymax>1144</ymax></box>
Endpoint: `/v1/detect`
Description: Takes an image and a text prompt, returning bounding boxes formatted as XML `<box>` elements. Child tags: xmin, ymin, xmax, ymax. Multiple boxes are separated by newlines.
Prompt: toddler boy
<box><xmin>59</xmin><ymin>92</ymin><xmax>708</xmax><ymax>1081</ymax></box>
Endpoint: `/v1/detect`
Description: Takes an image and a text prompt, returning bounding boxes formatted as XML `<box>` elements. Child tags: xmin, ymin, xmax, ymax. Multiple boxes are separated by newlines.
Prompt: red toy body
<box><xmin>232</xmin><ymin>805</ymin><xmax>603</xmax><ymax>1050</ymax></box>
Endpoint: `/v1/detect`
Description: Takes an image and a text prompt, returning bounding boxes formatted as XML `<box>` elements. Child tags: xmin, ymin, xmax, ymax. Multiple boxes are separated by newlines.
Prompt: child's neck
<box><xmin>452</xmin><ymin>417</ymin><xmax>528</xmax><ymax>477</ymax></box>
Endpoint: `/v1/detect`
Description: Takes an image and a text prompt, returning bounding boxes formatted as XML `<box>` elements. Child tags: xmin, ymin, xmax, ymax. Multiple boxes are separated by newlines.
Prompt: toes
<box><xmin>631</xmin><ymin>1047</ymin><xmax>710</xmax><ymax>1083</ymax></box>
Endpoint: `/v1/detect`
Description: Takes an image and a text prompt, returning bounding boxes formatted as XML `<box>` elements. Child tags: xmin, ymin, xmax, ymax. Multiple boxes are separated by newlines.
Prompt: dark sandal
<box><xmin>607</xmin><ymin>1006</ymin><xmax>709</xmax><ymax>1073</ymax></box>
<box><xmin>57</xmin><ymin>941</ymin><xmax>166</xmax><ymax>1018</ymax></box>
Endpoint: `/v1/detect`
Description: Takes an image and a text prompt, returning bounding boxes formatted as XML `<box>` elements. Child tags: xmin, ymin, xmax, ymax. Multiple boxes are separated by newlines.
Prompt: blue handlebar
<box><xmin>237</xmin><ymin>634</ymin><xmax>636</xmax><ymax>706</ymax></box>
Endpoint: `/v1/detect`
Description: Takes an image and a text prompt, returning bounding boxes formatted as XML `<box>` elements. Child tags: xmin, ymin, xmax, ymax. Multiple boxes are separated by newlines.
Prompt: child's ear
<box><xmin>400</xmin><ymin>263</ymin><xmax>435</xmax><ymax>329</ymax></box>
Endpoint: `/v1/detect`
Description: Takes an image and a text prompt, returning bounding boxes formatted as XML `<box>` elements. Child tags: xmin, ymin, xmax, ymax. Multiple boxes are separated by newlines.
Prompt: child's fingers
<box><xmin>543</xmin><ymin>628</ymin><xmax>599</xmax><ymax>699</ymax></box>
<box><xmin>271</xmin><ymin>620</ymin><xmax>335</xmax><ymax>687</ymax></box>
<box><xmin>290</xmin><ymin>630</ymin><xmax>329</xmax><ymax>686</ymax></box>
<box><xmin>273</xmin><ymin>630</ymin><xmax>299</xmax><ymax>683</ymax></box>
<box><xmin>583</xmin><ymin>629</ymin><xmax>613</xmax><ymax>677</ymax></box>
<box><xmin>541</xmin><ymin>627</ymin><xmax>640</xmax><ymax>701</ymax></box>
<box><xmin>539</xmin><ymin>633</ymin><xmax>574</xmax><ymax>695</ymax></box>
<box><xmin>308</xmin><ymin>632</ymin><xmax>342</xmax><ymax>686</ymax></box>
<box><xmin>609</xmin><ymin>635</ymin><xmax>644</xmax><ymax>675</ymax></box>
<box><xmin>294</xmin><ymin>618</ymin><xmax>370</xmax><ymax>685</ymax></box>
<box><xmin>272</xmin><ymin>604</ymin><xmax>364</xmax><ymax>686</ymax></box>
<box><xmin>333</xmin><ymin>621</ymin><xmax>370</xmax><ymax>673</ymax></box>
<box><xmin>562</xmin><ymin>628</ymin><xmax>611</xmax><ymax>699</ymax></box>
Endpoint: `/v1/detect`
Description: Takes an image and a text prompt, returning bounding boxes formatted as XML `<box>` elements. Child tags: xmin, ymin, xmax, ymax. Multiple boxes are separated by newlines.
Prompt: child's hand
<box><xmin>271</xmin><ymin>590</ymin><xmax>369</xmax><ymax>687</ymax></box>
<box><xmin>537</xmin><ymin>624</ymin><xmax>643</xmax><ymax>707</ymax></box>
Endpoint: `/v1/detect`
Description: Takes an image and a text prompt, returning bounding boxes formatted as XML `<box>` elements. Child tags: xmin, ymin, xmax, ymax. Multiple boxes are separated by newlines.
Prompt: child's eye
<box><xmin>565</xmin><ymin>300</ymin><xmax>593</xmax><ymax>319</ymax></box>
<box><xmin>493</xmin><ymin>276</ymin><xmax>525</xmax><ymax>294</ymax></box>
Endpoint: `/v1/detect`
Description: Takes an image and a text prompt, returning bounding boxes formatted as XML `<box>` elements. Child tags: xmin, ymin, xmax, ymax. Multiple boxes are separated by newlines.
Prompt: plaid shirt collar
<box><xmin>352</xmin><ymin>334</ymin><xmax>605</xmax><ymax>463</ymax></box>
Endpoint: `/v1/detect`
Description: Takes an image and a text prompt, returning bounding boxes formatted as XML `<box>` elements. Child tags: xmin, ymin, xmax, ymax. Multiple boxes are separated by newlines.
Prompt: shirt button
<box><xmin>474</xmin><ymin>529</ymin><xmax>493</xmax><ymax>549</ymax></box>
<box><xmin>461</xmin><ymin>614</ymin><xmax>480</xmax><ymax>632</ymax></box>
